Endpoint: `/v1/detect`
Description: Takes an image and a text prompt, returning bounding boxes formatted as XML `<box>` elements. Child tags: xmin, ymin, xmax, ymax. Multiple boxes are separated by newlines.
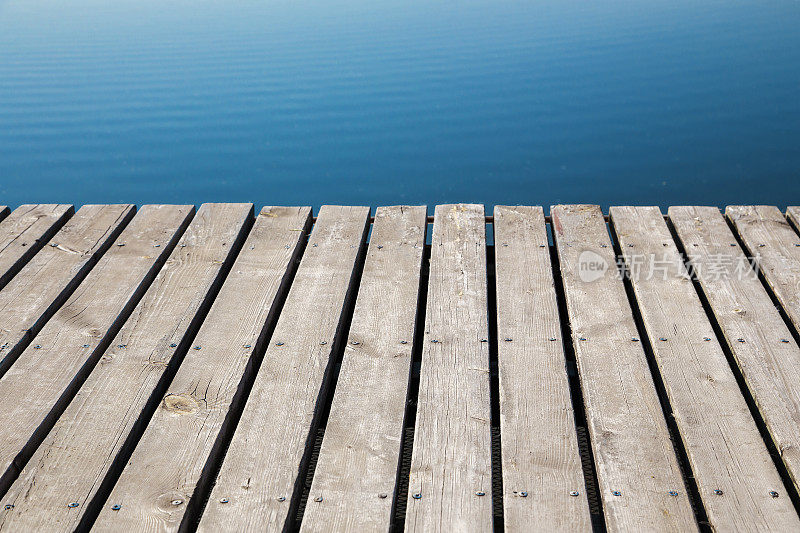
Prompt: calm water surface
<box><xmin>1</xmin><ymin>0</ymin><xmax>799</xmax><ymax>211</ymax></box>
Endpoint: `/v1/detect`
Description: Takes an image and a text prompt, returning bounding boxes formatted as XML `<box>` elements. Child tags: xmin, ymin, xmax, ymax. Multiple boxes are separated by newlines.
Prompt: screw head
<box><xmin>275</xmin><ymin>342</ymin><xmax>284</xmax><ymax>346</ymax></box>
<box><xmin>117</xmin><ymin>344</ymin><xmax>126</xmax><ymax>348</ymax></box>
<box><xmin>277</xmin><ymin>497</ymin><xmax>286</xmax><ymax>502</ymax></box>
<box><xmin>781</xmin><ymin>339</ymin><xmax>790</xmax><ymax>343</ymax></box>
<box><xmin>659</xmin><ymin>337</ymin><xmax>668</xmax><ymax>342</ymax></box>
<box><xmin>116</xmin><ymin>243</ymin><xmax>125</xmax><ymax>247</ymax></box>
<box><xmin>504</xmin><ymin>338</ymin><xmax>512</xmax><ymax>342</ymax></box>
<box><xmin>193</xmin><ymin>346</ymin><xmax>201</xmax><ymax>350</ymax></box>
<box><xmin>475</xmin><ymin>491</ymin><xmax>485</xmax><ymax>496</ymax></box>
<box><xmin>770</xmin><ymin>491</ymin><xmax>779</xmax><ymax>498</ymax></box>
<box><xmin>82</xmin><ymin>344</ymin><xmax>89</xmax><ymax>348</ymax></box>
<box><xmin>111</xmin><ymin>504</ymin><xmax>121</xmax><ymax>511</ymax></box>
<box><xmin>431</xmin><ymin>339</ymin><xmax>439</xmax><ymax>343</ymax></box>
<box><xmin>714</xmin><ymin>489</ymin><xmax>723</xmax><ymax>495</ymax></box>
<box><xmin>549</xmin><ymin>337</ymin><xmax>557</xmax><ymax>341</ymax></box>
<box><xmin>170</xmin><ymin>343</ymin><xmax>177</xmax><ymax>348</ymax></box>
<box><xmin>350</xmin><ymin>341</ymin><xmax>360</xmax><ymax>345</ymax></box>
<box><xmin>320</xmin><ymin>341</ymin><xmax>327</xmax><ymax>345</ymax></box>
<box><xmin>313</xmin><ymin>496</ymin><xmax>323</xmax><ymax>502</ymax></box>
<box><xmin>34</xmin><ymin>345</ymin><xmax>41</xmax><ymax>349</ymax></box>
<box><xmin>378</xmin><ymin>493</ymin><xmax>388</xmax><ymax>499</ymax></box>
<box><xmin>520</xmin><ymin>491</ymin><xmax>528</xmax><ymax>497</ymax></box>
<box><xmin>412</xmin><ymin>493</ymin><xmax>422</xmax><ymax>500</ymax></box>
<box><xmin>612</xmin><ymin>490</ymin><xmax>622</xmax><ymax>496</ymax></box>
<box><xmin>539</xmin><ymin>244</ymin><xmax>546</xmax><ymax>248</ymax></box>
<box><xmin>4</xmin><ymin>504</ymin><xmax>13</xmax><ymax>510</ymax></box>
<box><xmin>480</xmin><ymin>339</ymin><xmax>488</xmax><ymax>343</ymax></box>
<box><xmin>400</xmin><ymin>340</ymin><xmax>408</xmax><ymax>344</ymax></box>
<box><xmin>631</xmin><ymin>337</ymin><xmax>639</xmax><ymax>342</ymax></box>
<box><xmin>377</xmin><ymin>245</ymin><xmax>383</xmax><ymax>249</ymax></box>
<box><xmin>220</xmin><ymin>498</ymin><xmax>229</xmax><ymax>504</ymax></box>
<box><xmin>669</xmin><ymin>491</ymin><xmax>679</xmax><ymax>497</ymax></box>
<box><xmin>578</xmin><ymin>337</ymin><xmax>587</xmax><ymax>341</ymax></box>
<box><xmin>68</xmin><ymin>502</ymin><xmax>79</xmax><ymax>508</ymax></box>
<box><xmin>737</xmin><ymin>338</ymin><xmax>745</xmax><ymax>343</ymax></box>
<box><xmin>243</xmin><ymin>344</ymin><xmax>251</xmax><ymax>349</ymax></box>
<box><xmin>703</xmin><ymin>337</ymin><xmax>711</xmax><ymax>341</ymax></box>
<box><xmin>569</xmin><ymin>491</ymin><xmax>580</xmax><ymax>497</ymax></box>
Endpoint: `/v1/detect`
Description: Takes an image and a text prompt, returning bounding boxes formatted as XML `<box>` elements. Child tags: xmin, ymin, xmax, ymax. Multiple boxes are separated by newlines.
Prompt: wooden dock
<box><xmin>0</xmin><ymin>202</ymin><xmax>799</xmax><ymax>531</ymax></box>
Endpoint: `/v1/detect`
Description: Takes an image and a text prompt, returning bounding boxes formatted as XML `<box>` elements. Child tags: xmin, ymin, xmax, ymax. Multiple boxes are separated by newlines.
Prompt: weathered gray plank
<box><xmin>551</xmin><ymin>204</ymin><xmax>695</xmax><ymax>531</ymax></box>
<box><xmin>495</xmin><ymin>206</ymin><xmax>591</xmax><ymax>532</ymax></box>
<box><xmin>611</xmin><ymin>206</ymin><xmax>799</xmax><ymax>530</ymax></box>
<box><xmin>0</xmin><ymin>204</ymin><xmax>135</xmax><ymax>376</ymax></box>
<box><xmin>786</xmin><ymin>206</ymin><xmax>800</xmax><ymax>232</ymax></box>
<box><xmin>0</xmin><ymin>204</ymin><xmax>73</xmax><ymax>290</ymax></box>
<box><xmin>92</xmin><ymin>206</ymin><xmax>311</xmax><ymax>532</ymax></box>
<box><xmin>728</xmin><ymin>206</ymin><xmax>800</xmax><ymax>333</ymax></box>
<box><xmin>670</xmin><ymin>206</ymin><xmax>800</xmax><ymax>493</ymax></box>
<box><xmin>405</xmin><ymin>204</ymin><xmax>492</xmax><ymax>532</ymax></box>
<box><xmin>300</xmin><ymin>206</ymin><xmax>426</xmax><ymax>532</ymax></box>
<box><xmin>0</xmin><ymin>203</ymin><xmax>253</xmax><ymax>531</ymax></box>
<box><xmin>0</xmin><ymin>205</ymin><xmax>194</xmax><ymax>493</ymax></box>
<box><xmin>197</xmin><ymin>205</ymin><xmax>370</xmax><ymax>532</ymax></box>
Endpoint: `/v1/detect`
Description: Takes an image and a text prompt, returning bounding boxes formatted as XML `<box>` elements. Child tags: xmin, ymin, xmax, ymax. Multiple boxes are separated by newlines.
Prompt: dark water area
<box><xmin>1</xmin><ymin>0</ymin><xmax>798</xmax><ymax>212</ymax></box>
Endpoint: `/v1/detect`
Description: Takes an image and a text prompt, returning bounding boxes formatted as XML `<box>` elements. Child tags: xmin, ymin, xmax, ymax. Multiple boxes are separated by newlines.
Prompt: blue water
<box><xmin>1</xmin><ymin>0</ymin><xmax>798</xmax><ymax>211</ymax></box>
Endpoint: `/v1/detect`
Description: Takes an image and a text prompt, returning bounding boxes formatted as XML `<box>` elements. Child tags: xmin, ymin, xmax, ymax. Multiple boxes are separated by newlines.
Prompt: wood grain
<box><xmin>0</xmin><ymin>204</ymin><xmax>135</xmax><ymax>377</ymax></box>
<box><xmin>727</xmin><ymin>206</ymin><xmax>800</xmax><ymax>333</ymax></box>
<box><xmin>0</xmin><ymin>204</ymin><xmax>73</xmax><ymax>290</ymax></box>
<box><xmin>0</xmin><ymin>203</ymin><xmax>253</xmax><ymax>531</ymax></box>
<box><xmin>551</xmin><ymin>204</ymin><xmax>696</xmax><ymax>531</ymax></box>
<box><xmin>300</xmin><ymin>206</ymin><xmax>426</xmax><ymax>532</ymax></box>
<box><xmin>93</xmin><ymin>206</ymin><xmax>311</xmax><ymax>532</ymax></box>
<box><xmin>0</xmin><ymin>205</ymin><xmax>194</xmax><ymax>494</ymax></box>
<box><xmin>197</xmin><ymin>205</ymin><xmax>370</xmax><ymax>532</ymax></box>
<box><xmin>494</xmin><ymin>206</ymin><xmax>591</xmax><ymax>532</ymax></box>
<box><xmin>611</xmin><ymin>206</ymin><xmax>799</xmax><ymax>530</ymax></box>
<box><xmin>670</xmin><ymin>206</ymin><xmax>800</xmax><ymax>493</ymax></box>
<box><xmin>405</xmin><ymin>204</ymin><xmax>493</xmax><ymax>532</ymax></box>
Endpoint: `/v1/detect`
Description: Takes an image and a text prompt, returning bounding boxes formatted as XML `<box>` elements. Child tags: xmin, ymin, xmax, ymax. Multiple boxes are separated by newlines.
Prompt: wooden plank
<box><xmin>786</xmin><ymin>206</ymin><xmax>800</xmax><ymax>231</ymax></box>
<box><xmin>494</xmin><ymin>206</ymin><xmax>591</xmax><ymax>532</ymax></box>
<box><xmin>404</xmin><ymin>204</ymin><xmax>492</xmax><ymax>532</ymax></box>
<box><xmin>611</xmin><ymin>206</ymin><xmax>800</xmax><ymax>530</ymax></box>
<box><xmin>0</xmin><ymin>204</ymin><xmax>253</xmax><ymax>531</ymax></box>
<box><xmin>197</xmin><ymin>205</ymin><xmax>370</xmax><ymax>532</ymax></box>
<box><xmin>300</xmin><ymin>206</ymin><xmax>426</xmax><ymax>532</ymax></box>
<box><xmin>551</xmin><ymin>205</ymin><xmax>695</xmax><ymax>531</ymax></box>
<box><xmin>727</xmin><ymin>206</ymin><xmax>800</xmax><ymax>333</ymax></box>
<box><xmin>0</xmin><ymin>204</ymin><xmax>73</xmax><ymax>291</ymax></box>
<box><xmin>92</xmin><ymin>206</ymin><xmax>311</xmax><ymax>532</ymax></box>
<box><xmin>670</xmin><ymin>206</ymin><xmax>800</xmax><ymax>493</ymax></box>
<box><xmin>0</xmin><ymin>205</ymin><xmax>135</xmax><ymax>376</ymax></box>
<box><xmin>0</xmin><ymin>204</ymin><xmax>194</xmax><ymax>493</ymax></box>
